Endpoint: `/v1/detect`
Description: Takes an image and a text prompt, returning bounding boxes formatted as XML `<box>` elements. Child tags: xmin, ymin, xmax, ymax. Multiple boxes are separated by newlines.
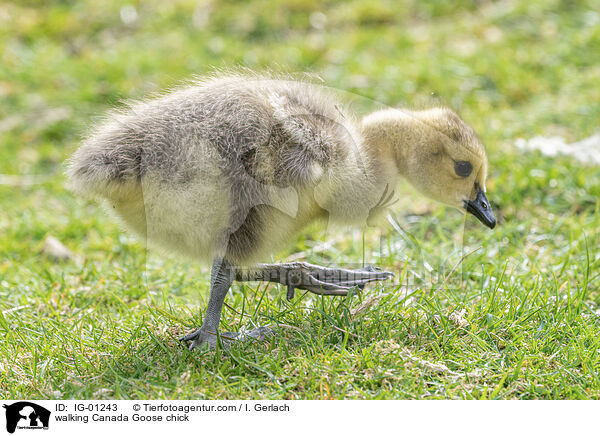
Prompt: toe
<box><xmin>179</xmin><ymin>329</ymin><xmax>201</xmax><ymax>342</ymax></box>
<box><xmin>246</xmin><ymin>326</ymin><xmax>274</xmax><ymax>341</ymax></box>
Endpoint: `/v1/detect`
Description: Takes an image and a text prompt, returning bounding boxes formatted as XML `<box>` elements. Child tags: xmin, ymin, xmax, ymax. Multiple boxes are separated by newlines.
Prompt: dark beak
<box><xmin>464</xmin><ymin>187</ymin><xmax>496</xmax><ymax>229</ymax></box>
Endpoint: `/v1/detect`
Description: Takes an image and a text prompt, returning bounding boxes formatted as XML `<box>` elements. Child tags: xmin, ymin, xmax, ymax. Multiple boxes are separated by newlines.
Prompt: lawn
<box><xmin>1</xmin><ymin>0</ymin><xmax>599</xmax><ymax>399</ymax></box>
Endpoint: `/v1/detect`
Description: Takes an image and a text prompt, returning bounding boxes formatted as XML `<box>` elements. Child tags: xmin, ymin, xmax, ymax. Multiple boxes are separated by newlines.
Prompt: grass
<box><xmin>1</xmin><ymin>0</ymin><xmax>599</xmax><ymax>399</ymax></box>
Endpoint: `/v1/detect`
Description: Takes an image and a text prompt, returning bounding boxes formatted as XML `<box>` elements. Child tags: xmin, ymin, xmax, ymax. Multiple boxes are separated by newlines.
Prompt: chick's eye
<box><xmin>454</xmin><ymin>161</ymin><xmax>472</xmax><ymax>177</ymax></box>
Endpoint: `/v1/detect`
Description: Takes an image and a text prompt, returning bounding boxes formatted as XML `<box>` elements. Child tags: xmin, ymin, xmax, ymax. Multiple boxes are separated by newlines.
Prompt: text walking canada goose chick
<box><xmin>67</xmin><ymin>74</ymin><xmax>496</xmax><ymax>349</ymax></box>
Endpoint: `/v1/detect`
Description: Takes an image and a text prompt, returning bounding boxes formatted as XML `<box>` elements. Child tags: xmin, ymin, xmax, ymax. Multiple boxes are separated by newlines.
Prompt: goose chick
<box><xmin>67</xmin><ymin>74</ymin><xmax>495</xmax><ymax>349</ymax></box>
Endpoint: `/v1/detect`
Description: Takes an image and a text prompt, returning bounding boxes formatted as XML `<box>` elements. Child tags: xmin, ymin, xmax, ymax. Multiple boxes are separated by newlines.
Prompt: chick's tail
<box><xmin>66</xmin><ymin>127</ymin><xmax>143</xmax><ymax>201</ymax></box>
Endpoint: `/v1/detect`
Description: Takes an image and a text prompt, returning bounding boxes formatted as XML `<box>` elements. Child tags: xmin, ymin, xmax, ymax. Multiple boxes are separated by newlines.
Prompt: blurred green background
<box><xmin>1</xmin><ymin>0</ymin><xmax>599</xmax><ymax>399</ymax></box>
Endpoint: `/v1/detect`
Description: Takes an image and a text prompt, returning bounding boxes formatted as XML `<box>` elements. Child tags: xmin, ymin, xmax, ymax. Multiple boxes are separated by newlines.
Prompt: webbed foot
<box><xmin>281</xmin><ymin>263</ymin><xmax>394</xmax><ymax>299</ymax></box>
<box><xmin>179</xmin><ymin>326</ymin><xmax>274</xmax><ymax>350</ymax></box>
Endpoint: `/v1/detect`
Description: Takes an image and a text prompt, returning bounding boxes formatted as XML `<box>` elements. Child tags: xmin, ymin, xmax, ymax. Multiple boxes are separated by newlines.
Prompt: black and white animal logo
<box><xmin>3</xmin><ymin>402</ymin><xmax>50</xmax><ymax>434</ymax></box>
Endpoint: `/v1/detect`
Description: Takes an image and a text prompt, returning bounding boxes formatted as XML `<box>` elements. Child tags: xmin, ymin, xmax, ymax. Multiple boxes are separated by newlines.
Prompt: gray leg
<box><xmin>180</xmin><ymin>258</ymin><xmax>273</xmax><ymax>350</ymax></box>
<box><xmin>179</xmin><ymin>258</ymin><xmax>233</xmax><ymax>349</ymax></box>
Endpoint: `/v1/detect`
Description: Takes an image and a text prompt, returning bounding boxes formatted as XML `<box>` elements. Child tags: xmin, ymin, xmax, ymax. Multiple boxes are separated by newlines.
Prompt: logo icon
<box><xmin>3</xmin><ymin>402</ymin><xmax>50</xmax><ymax>434</ymax></box>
